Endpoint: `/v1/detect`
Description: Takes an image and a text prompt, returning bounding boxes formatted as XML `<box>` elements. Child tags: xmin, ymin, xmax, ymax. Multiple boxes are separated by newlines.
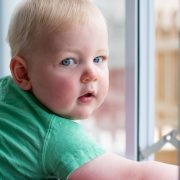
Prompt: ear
<box><xmin>10</xmin><ymin>56</ymin><xmax>32</xmax><ymax>90</ymax></box>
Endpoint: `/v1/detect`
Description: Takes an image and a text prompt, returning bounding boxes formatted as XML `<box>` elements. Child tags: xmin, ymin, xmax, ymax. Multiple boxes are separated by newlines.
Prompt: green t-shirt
<box><xmin>0</xmin><ymin>76</ymin><xmax>105</xmax><ymax>180</ymax></box>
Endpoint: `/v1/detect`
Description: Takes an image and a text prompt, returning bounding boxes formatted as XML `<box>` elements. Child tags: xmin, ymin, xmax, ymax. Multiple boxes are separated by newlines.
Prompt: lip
<box><xmin>78</xmin><ymin>91</ymin><xmax>96</xmax><ymax>103</ymax></box>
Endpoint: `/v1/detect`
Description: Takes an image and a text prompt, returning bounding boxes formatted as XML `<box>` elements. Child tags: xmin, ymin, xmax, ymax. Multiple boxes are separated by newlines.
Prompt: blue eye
<box><xmin>93</xmin><ymin>56</ymin><xmax>103</xmax><ymax>63</ymax></box>
<box><xmin>60</xmin><ymin>58</ymin><xmax>74</xmax><ymax>66</ymax></box>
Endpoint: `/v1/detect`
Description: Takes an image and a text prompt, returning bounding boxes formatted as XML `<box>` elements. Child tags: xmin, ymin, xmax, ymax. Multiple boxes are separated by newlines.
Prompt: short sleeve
<box><xmin>42</xmin><ymin>116</ymin><xmax>105</xmax><ymax>180</ymax></box>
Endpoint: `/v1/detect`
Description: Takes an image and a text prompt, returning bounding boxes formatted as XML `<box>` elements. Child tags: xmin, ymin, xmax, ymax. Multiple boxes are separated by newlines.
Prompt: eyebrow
<box><xmin>96</xmin><ymin>49</ymin><xmax>109</xmax><ymax>55</ymax></box>
<box><xmin>56</xmin><ymin>48</ymin><xmax>109</xmax><ymax>56</ymax></box>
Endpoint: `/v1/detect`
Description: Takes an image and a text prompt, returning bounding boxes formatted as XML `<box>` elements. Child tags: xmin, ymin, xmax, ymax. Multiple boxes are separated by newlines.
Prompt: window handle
<box><xmin>140</xmin><ymin>129</ymin><xmax>180</xmax><ymax>160</ymax></box>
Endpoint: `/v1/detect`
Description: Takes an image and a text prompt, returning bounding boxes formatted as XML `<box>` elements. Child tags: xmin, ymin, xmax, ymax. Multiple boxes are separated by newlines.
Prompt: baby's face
<box><xmin>27</xmin><ymin>21</ymin><xmax>109</xmax><ymax>119</ymax></box>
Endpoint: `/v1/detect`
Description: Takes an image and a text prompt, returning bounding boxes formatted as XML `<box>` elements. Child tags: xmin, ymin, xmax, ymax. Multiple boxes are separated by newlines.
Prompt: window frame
<box><xmin>125</xmin><ymin>0</ymin><xmax>155</xmax><ymax>160</ymax></box>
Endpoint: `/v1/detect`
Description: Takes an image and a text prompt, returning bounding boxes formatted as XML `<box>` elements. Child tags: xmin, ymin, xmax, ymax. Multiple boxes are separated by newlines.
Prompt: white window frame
<box><xmin>125</xmin><ymin>0</ymin><xmax>155</xmax><ymax>160</ymax></box>
<box><xmin>178</xmin><ymin>9</ymin><xmax>180</xmax><ymax>169</ymax></box>
<box><xmin>125</xmin><ymin>0</ymin><xmax>138</xmax><ymax>160</ymax></box>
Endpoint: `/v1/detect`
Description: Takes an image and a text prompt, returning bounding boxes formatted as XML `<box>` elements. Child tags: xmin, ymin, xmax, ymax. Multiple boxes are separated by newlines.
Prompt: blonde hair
<box><xmin>7</xmin><ymin>0</ymin><xmax>106</xmax><ymax>57</ymax></box>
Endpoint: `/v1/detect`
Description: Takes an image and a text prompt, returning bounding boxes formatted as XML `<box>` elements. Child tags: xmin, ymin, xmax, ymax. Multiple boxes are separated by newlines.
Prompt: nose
<box><xmin>80</xmin><ymin>66</ymin><xmax>98</xmax><ymax>84</ymax></box>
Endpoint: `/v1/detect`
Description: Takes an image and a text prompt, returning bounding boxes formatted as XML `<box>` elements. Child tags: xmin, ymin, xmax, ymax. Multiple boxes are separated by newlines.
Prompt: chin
<box><xmin>55</xmin><ymin>108</ymin><xmax>94</xmax><ymax>120</ymax></box>
<box><xmin>74</xmin><ymin>111</ymin><xmax>93</xmax><ymax>120</ymax></box>
<box><xmin>74</xmin><ymin>115</ymin><xmax>90</xmax><ymax>120</ymax></box>
<box><xmin>57</xmin><ymin>112</ymin><xmax>90</xmax><ymax>120</ymax></box>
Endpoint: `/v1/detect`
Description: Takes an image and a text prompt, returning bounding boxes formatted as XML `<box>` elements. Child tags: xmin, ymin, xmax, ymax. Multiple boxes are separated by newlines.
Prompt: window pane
<box><xmin>1</xmin><ymin>0</ymin><xmax>126</xmax><ymax>156</ymax></box>
<box><xmin>81</xmin><ymin>0</ymin><xmax>126</xmax><ymax>155</ymax></box>
<box><xmin>155</xmin><ymin>0</ymin><xmax>179</xmax><ymax>164</ymax></box>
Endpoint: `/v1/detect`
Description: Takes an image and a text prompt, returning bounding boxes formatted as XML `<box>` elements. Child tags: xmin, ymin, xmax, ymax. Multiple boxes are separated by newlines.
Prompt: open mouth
<box><xmin>78</xmin><ymin>92</ymin><xmax>95</xmax><ymax>103</ymax></box>
<box><xmin>83</xmin><ymin>93</ymin><xmax>94</xmax><ymax>97</ymax></box>
<box><xmin>79</xmin><ymin>92</ymin><xmax>94</xmax><ymax>98</ymax></box>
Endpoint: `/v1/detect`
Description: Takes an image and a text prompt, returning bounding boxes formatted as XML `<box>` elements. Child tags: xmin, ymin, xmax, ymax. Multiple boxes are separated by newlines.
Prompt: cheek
<box><xmin>99</xmin><ymin>70</ymin><xmax>109</xmax><ymax>100</ymax></box>
<box><xmin>49</xmin><ymin>78</ymin><xmax>77</xmax><ymax>105</ymax></box>
<box><xmin>32</xmin><ymin>72</ymin><xmax>78</xmax><ymax>110</ymax></box>
<box><xmin>101</xmin><ymin>79</ymin><xmax>109</xmax><ymax>98</ymax></box>
<box><xmin>102</xmin><ymin>69</ymin><xmax>109</xmax><ymax>91</ymax></box>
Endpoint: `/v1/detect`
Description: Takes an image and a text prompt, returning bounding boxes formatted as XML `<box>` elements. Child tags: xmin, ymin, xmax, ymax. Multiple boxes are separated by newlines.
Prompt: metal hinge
<box><xmin>140</xmin><ymin>129</ymin><xmax>180</xmax><ymax>160</ymax></box>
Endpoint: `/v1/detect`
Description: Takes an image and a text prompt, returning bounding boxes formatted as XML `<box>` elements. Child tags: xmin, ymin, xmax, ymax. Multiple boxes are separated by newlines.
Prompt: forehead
<box><xmin>33</xmin><ymin>20</ymin><xmax>108</xmax><ymax>54</ymax></box>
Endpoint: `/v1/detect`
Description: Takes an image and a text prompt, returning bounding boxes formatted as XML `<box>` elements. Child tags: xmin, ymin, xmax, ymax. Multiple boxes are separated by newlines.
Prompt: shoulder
<box><xmin>0</xmin><ymin>76</ymin><xmax>13</xmax><ymax>97</ymax></box>
<box><xmin>42</xmin><ymin>118</ymin><xmax>105</xmax><ymax>179</ymax></box>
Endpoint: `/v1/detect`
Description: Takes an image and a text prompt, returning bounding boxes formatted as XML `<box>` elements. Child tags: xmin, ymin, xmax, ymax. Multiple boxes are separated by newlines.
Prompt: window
<box><xmin>1</xmin><ymin>0</ymin><xmax>179</xmax><ymax>165</ymax></box>
<box><xmin>81</xmin><ymin>0</ymin><xmax>126</xmax><ymax>156</ymax></box>
<box><xmin>135</xmin><ymin>0</ymin><xmax>180</xmax><ymax>164</ymax></box>
<box><xmin>0</xmin><ymin>0</ymin><xmax>127</xmax><ymax>156</ymax></box>
<box><xmin>154</xmin><ymin>0</ymin><xmax>179</xmax><ymax>164</ymax></box>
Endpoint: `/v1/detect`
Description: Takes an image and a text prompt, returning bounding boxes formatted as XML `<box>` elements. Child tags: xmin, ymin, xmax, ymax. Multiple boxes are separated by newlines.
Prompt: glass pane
<box><xmin>155</xmin><ymin>0</ymin><xmax>179</xmax><ymax>164</ymax></box>
<box><xmin>1</xmin><ymin>1</ymin><xmax>126</xmax><ymax>156</ymax></box>
<box><xmin>81</xmin><ymin>0</ymin><xmax>126</xmax><ymax>156</ymax></box>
